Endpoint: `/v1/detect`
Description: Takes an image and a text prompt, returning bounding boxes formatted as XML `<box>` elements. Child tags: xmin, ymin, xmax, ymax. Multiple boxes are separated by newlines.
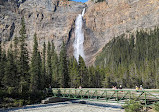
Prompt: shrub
<box><xmin>13</xmin><ymin>99</ymin><xmax>24</xmax><ymax>107</ymax></box>
<box><xmin>7</xmin><ymin>87</ymin><xmax>16</xmax><ymax>94</ymax></box>
<box><xmin>123</xmin><ymin>100</ymin><xmax>143</xmax><ymax>112</ymax></box>
<box><xmin>153</xmin><ymin>102</ymin><xmax>159</xmax><ymax>112</ymax></box>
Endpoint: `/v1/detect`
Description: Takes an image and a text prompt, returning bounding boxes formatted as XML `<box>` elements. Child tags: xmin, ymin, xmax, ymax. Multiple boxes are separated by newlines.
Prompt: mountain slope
<box><xmin>0</xmin><ymin>0</ymin><xmax>159</xmax><ymax>65</ymax></box>
<box><xmin>84</xmin><ymin>0</ymin><xmax>159</xmax><ymax>65</ymax></box>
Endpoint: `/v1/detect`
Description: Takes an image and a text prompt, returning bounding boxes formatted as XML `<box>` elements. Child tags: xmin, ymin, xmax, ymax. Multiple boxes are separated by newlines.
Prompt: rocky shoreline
<box><xmin>1</xmin><ymin>100</ymin><xmax>124</xmax><ymax>112</ymax></box>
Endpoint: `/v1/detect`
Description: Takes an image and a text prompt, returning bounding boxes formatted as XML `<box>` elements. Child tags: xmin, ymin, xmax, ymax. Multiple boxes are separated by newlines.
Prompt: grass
<box><xmin>153</xmin><ymin>102</ymin><xmax>159</xmax><ymax>112</ymax></box>
<box><xmin>0</xmin><ymin>90</ymin><xmax>47</xmax><ymax>108</ymax></box>
<box><xmin>122</xmin><ymin>100</ymin><xmax>144</xmax><ymax>112</ymax></box>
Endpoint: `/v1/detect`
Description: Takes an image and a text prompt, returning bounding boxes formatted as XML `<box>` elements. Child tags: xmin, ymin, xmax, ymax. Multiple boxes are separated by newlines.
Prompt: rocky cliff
<box><xmin>0</xmin><ymin>0</ymin><xmax>159</xmax><ymax>65</ymax></box>
<box><xmin>84</xmin><ymin>0</ymin><xmax>159</xmax><ymax>65</ymax></box>
<box><xmin>0</xmin><ymin>0</ymin><xmax>86</xmax><ymax>52</ymax></box>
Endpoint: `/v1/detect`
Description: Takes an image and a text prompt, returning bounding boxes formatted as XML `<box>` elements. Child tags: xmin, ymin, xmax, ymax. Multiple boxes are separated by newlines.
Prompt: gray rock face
<box><xmin>0</xmin><ymin>0</ymin><xmax>159</xmax><ymax>65</ymax></box>
<box><xmin>84</xmin><ymin>0</ymin><xmax>159</xmax><ymax>65</ymax></box>
<box><xmin>0</xmin><ymin>0</ymin><xmax>86</xmax><ymax>53</ymax></box>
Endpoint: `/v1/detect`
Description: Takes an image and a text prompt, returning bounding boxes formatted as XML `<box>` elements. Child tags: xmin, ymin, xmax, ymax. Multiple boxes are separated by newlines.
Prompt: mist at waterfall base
<box><xmin>73</xmin><ymin>8</ymin><xmax>85</xmax><ymax>62</ymax></box>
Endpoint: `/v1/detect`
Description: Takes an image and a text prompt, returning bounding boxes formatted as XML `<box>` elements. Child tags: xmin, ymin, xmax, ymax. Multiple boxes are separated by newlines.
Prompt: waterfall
<box><xmin>73</xmin><ymin>8</ymin><xmax>85</xmax><ymax>62</ymax></box>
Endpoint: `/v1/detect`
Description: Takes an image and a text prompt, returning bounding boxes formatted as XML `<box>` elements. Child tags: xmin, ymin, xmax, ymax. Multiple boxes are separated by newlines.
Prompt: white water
<box><xmin>73</xmin><ymin>8</ymin><xmax>85</xmax><ymax>62</ymax></box>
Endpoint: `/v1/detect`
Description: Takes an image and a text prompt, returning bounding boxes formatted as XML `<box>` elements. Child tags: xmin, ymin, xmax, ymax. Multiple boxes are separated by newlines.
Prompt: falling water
<box><xmin>73</xmin><ymin>8</ymin><xmax>85</xmax><ymax>62</ymax></box>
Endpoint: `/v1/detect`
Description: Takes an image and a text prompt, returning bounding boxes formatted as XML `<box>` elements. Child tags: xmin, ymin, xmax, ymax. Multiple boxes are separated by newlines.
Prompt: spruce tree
<box><xmin>47</xmin><ymin>41</ymin><xmax>52</xmax><ymax>87</ymax></box>
<box><xmin>0</xmin><ymin>49</ymin><xmax>7</xmax><ymax>87</ymax></box>
<box><xmin>30</xmin><ymin>33</ymin><xmax>42</xmax><ymax>91</ymax></box>
<box><xmin>37</xmin><ymin>51</ymin><xmax>42</xmax><ymax>89</ymax></box>
<box><xmin>42</xmin><ymin>42</ymin><xmax>46</xmax><ymax>88</ymax></box>
<box><xmin>0</xmin><ymin>42</ymin><xmax>2</xmax><ymax>88</ymax></box>
<box><xmin>78</xmin><ymin>55</ymin><xmax>88</xmax><ymax>87</ymax></box>
<box><xmin>3</xmin><ymin>43</ymin><xmax>18</xmax><ymax>92</ymax></box>
<box><xmin>59</xmin><ymin>41</ymin><xmax>69</xmax><ymax>88</ymax></box>
<box><xmin>51</xmin><ymin>42</ymin><xmax>59</xmax><ymax>87</ymax></box>
<box><xmin>88</xmin><ymin>66</ymin><xmax>95</xmax><ymax>87</ymax></box>
<box><xmin>68</xmin><ymin>57</ymin><xmax>79</xmax><ymax>88</ymax></box>
<box><xmin>13</xmin><ymin>36</ymin><xmax>19</xmax><ymax>90</ymax></box>
<box><xmin>18</xmin><ymin>16</ymin><xmax>30</xmax><ymax>93</ymax></box>
<box><xmin>13</xmin><ymin>36</ymin><xmax>19</xmax><ymax>56</ymax></box>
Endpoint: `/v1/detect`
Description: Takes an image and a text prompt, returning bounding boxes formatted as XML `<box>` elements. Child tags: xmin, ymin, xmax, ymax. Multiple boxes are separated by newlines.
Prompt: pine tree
<box><xmin>13</xmin><ymin>36</ymin><xmax>19</xmax><ymax>90</ymax></box>
<box><xmin>68</xmin><ymin>57</ymin><xmax>79</xmax><ymax>88</ymax></box>
<box><xmin>0</xmin><ymin>41</ymin><xmax>3</xmax><ymax>88</ymax></box>
<box><xmin>3</xmin><ymin>43</ymin><xmax>18</xmax><ymax>92</ymax></box>
<box><xmin>30</xmin><ymin>33</ymin><xmax>42</xmax><ymax>91</ymax></box>
<box><xmin>1</xmin><ymin>49</ymin><xmax>7</xmax><ymax>83</ymax></box>
<box><xmin>47</xmin><ymin>41</ymin><xmax>52</xmax><ymax>87</ymax></box>
<box><xmin>88</xmin><ymin>66</ymin><xmax>96</xmax><ymax>88</ymax></box>
<box><xmin>18</xmin><ymin>16</ymin><xmax>30</xmax><ymax>93</ymax></box>
<box><xmin>51</xmin><ymin>42</ymin><xmax>59</xmax><ymax>87</ymax></box>
<box><xmin>59</xmin><ymin>41</ymin><xmax>69</xmax><ymax>88</ymax></box>
<box><xmin>78</xmin><ymin>55</ymin><xmax>88</xmax><ymax>87</ymax></box>
<box><xmin>42</xmin><ymin>42</ymin><xmax>46</xmax><ymax>88</ymax></box>
<box><xmin>37</xmin><ymin>51</ymin><xmax>42</xmax><ymax>89</ymax></box>
<box><xmin>13</xmin><ymin>36</ymin><xmax>19</xmax><ymax>57</ymax></box>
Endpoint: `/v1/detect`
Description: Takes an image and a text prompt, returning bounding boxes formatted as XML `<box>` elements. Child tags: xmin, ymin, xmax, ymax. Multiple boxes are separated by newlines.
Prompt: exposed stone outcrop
<box><xmin>0</xmin><ymin>0</ymin><xmax>86</xmax><ymax>53</ymax></box>
<box><xmin>84</xmin><ymin>0</ymin><xmax>159</xmax><ymax>65</ymax></box>
<box><xmin>0</xmin><ymin>0</ymin><xmax>159</xmax><ymax>65</ymax></box>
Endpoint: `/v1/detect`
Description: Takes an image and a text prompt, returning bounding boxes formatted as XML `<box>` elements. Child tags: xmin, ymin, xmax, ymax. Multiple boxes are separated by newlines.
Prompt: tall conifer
<box><xmin>3</xmin><ymin>43</ymin><xmax>18</xmax><ymax>92</ymax></box>
<box><xmin>18</xmin><ymin>16</ymin><xmax>30</xmax><ymax>93</ymax></box>
<box><xmin>59</xmin><ymin>41</ymin><xmax>69</xmax><ymax>88</ymax></box>
<box><xmin>30</xmin><ymin>33</ymin><xmax>42</xmax><ymax>91</ymax></box>
<box><xmin>47</xmin><ymin>41</ymin><xmax>52</xmax><ymax>87</ymax></box>
<box><xmin>78</xmin><ymin>55</ymin><xmax>88</xmax><ymax>87</ymax></box>
<box><xmin>51</xmin><ymin>42</ymin><xmax>59</xmax><ymax>87</ymax></box>
<box><xmin>42</xmin><ymin>42</ymin><xmax>46</xmax><ymax>88</ymax></box>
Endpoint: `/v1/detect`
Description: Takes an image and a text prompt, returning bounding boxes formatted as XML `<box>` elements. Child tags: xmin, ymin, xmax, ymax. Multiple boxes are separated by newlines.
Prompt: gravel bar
<box><xmin>1</xmin><ymin>100</ymin><xmax>124</xmax><ymax>112</ymax></box>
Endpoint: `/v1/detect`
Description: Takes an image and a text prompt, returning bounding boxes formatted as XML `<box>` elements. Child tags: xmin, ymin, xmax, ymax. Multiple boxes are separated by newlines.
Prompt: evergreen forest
<box><xmin>96</xmin><ymin>28</ymin><xmax>159</xmax><ymax>89</ymax></box>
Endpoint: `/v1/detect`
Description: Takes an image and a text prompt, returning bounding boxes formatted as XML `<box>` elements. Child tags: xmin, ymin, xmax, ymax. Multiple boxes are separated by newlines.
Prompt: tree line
<box><xmin>0</xmin><ymin>17</ymin><xmax>104</xmax><ymax>94</ymax></box>
<box><xmin>95</xmin><ymin>28</ymin><xmax>159</xmax><ymax>89</ymax></box>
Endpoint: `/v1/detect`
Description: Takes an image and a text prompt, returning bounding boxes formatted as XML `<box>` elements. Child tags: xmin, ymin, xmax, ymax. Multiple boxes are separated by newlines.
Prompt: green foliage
<box><xmin>123</xmin><ymin>100</ymin><xmax>143</xmax><ymax>112</ymax></box>
<box><xmin>95</xmin><ymin>28</ymin><xmax>159</xmax><ymax>88</ymax></box>
<box><xmin>13</xmin><ymin>99</ymin><xmax>24</xmax><ymax>107</ymax></box>
<box><xmin>47</xmin><ymin>41</ymin><xmax>52</xmax><ymax>87</ymax></box>
<box><xmin>18</xmin><ymin>16</ymin><xmax>30</xmax><ymax>93</ymax></box>
<box><xmin>0</xmin><ymin>41</ymin><xmax>2</xmax><ymax>88</ymax></box>
<box><xmin>68</xmin><ymin>57</ymin><xmax>80</xmax><ymax>87</ymax></box>
<box><xmin>79</xmin><ymin>55</ymin><xmax>88</xmax><ymax>87</ymax></box>
<box><xmin>59</xmin><ymin>41</ymin><xmax>69</xmax><ymax>88</ymax></box>
<box><xmin>42</xmin><ymin>42</ymin><xmax>46</xmax><ymax>88</ymax></box>
<box><xmin>30</xmin><ymin>33</ymin><xmax>42</xmax><ymax>92</ymax></box>
<box><xmin>153</xmin><ymin>102</ymin><xmax>159</xmax><ymax>112</ymax></box>
<box><xmin>3</xmin><ymin>44</ymin><xmax>18</xmax><ymax>91</ymax></box>
<box><xmin>51</xmin><ymin>42</ymin><xmax>59</xmax><ymax>87</ymax></box>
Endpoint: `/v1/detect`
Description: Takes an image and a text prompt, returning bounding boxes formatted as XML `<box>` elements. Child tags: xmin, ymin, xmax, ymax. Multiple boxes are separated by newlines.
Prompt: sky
<box><xmin>72</xmin><ymin>0</ymin><xmax>88</xmax><ymax>3</ymax></box>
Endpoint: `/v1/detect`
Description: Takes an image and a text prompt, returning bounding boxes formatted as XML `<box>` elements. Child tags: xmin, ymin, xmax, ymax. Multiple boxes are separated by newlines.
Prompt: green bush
<box><xmin>123</xmin><ymin>100</ymin><xmax>143</xmax><ymax>112</ymax></box>
<box><xmin>13</xmin><ymin>99</ymin><xmax>24</xmax><ymax>107</ymax></box>
<box><xmin>153</xmin><ymin>102</ymin><xmax>159</xmax><ymax>112</ymax></box>
<box><xmin>7</xmin><ymin>87</ymin><xmax>16</xmax><ymax>94</ymax></box>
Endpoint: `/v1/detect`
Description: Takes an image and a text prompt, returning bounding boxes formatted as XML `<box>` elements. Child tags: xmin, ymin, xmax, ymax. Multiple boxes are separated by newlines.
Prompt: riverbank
<box><xmin>1</xmin><ymin>100</ymin><xmax>124</xmax><ymax>112</ymax></box>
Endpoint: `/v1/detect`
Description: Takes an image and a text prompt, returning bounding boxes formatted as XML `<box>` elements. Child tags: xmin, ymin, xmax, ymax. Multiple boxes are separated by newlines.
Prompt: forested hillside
<box><xmin>95</xmin><ymin>27</ymin><xmax>159</xmax><ymax>89</ymax></box>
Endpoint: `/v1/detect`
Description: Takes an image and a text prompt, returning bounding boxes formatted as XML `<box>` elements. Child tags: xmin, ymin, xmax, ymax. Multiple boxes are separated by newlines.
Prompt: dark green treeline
<box><xmin>96</xmin><ymin>28</ymin><xmax>159</xmax><ymax>89</ymax></box>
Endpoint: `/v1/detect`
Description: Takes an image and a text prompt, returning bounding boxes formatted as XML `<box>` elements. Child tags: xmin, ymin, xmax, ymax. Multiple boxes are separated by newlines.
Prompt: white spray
<box><xmin>73</xmin><ymin>8</ymin><xmax>85</xmax><ymax>62</ymax></box>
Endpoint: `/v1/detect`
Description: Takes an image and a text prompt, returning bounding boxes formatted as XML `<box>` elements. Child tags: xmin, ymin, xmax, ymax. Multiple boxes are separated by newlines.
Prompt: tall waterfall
<box><xmin>73</xmin><ymin>8</ymin><xmax>85</xmax><ymax>62</ymax></box>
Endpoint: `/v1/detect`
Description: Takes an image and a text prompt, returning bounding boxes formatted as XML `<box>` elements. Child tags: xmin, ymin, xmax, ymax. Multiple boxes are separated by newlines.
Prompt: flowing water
<box><xmin>73</xmin><ymin>8</ymin><xmax>85</xmax><ymax>62</ymax></box>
